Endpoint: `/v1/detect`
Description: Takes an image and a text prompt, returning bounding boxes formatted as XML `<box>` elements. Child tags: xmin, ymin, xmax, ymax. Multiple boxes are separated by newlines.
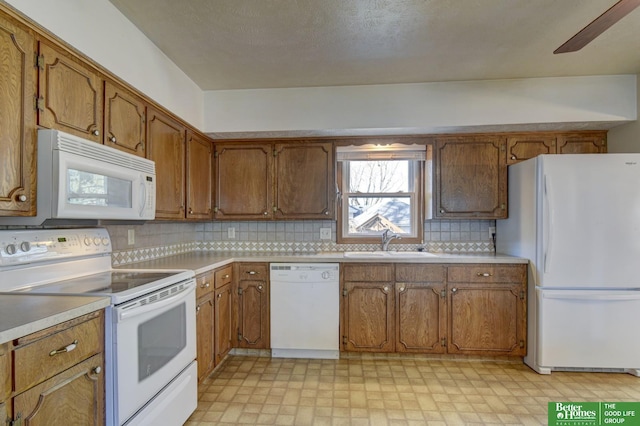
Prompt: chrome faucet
<box><xmin>381</xmin><ymin>229</ymin><xmax>401</xmax><ymax>251</ymax></box>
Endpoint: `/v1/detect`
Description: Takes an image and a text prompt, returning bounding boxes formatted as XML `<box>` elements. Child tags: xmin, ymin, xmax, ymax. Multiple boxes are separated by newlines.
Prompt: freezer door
<box><xmin>536</xmin><ymin>289</ymin><xmax>640</xmax><ymax>371</ymax></box>
<box><xmin>538</xmin><ymin>154</ymin><xmax>640</xmax><ymax>288</ymax></box>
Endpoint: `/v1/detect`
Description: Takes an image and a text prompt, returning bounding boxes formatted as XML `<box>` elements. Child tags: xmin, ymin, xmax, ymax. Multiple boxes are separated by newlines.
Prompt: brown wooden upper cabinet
<box><xmin>214</xmin><ymin>144</ymin><xmax>272</xmax><ymax>220</ymax></box>
<box><xmin>0</xmin><ymin>13</ymin><xmax>37</xmax><ymax>216</ymax></box>
<box><xmin>214</xmin><ymin>141</ymin><xmax>335</xmax><ymax>220</ymax></box>
<box><xmin>186</xmin><ymin>131</ymin><xmax>214</xmax><ymax>220</ymax></box>
<box><xmin>104</xmin><ymin>81</ymin><xmax>146</xmax><ymax>157</ymax></box>
<box><xmin>434</xmin><ymin>136</ymin><xmax>507</xmax><ymax>219</ymax></box>
<box><xmin>507</xmin><ymin>131</ymin><xmax>607</xmax><ymax>164</ymax></box>
<box><xmin>37</xmin><ymin>41</ymin><xmax>103</xmax><ymax>143</ymax></box>
<box><xmin>146</xmin><ymin>107</ymin><xmax>187</xmax><ymax>220</ymax></box>
<box><xmin>274</xmin><ymin>142</ymin><xmax>334</xmax><ymax>219</ymax></box>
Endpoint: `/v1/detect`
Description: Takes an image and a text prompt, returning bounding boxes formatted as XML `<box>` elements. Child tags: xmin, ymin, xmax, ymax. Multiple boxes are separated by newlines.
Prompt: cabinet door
<box><xmin>447</xmin><ymin>283</ymin><xmax>525</xmax><ymax>356</ymax></box>
<box><xmin>37</xmin><ymin>41</ymin><xmax>103</xmax><ymax>142</ymax></box>
<box><xmin>435</xmin><ymin>136</ymin><xmax>507</xmax><ymax>218</ymax></box>
<box><xmin>396</xmin><ymin>282</ymin><xmax>446</xmax><ymax>353</ymax></box>
<box><xmin>186</xmin><ymin>131</ymin><xmax>213</xmax><ymax>220</ymax></box>
<box><xmin>343</xmin><ymin>281</ymin><xmax>395</xmax><ymax>352</ymax></box>
<box><xmin>237</xmin><ymin>264</ymin><xmax>270</xmax><ymax>349</ymax></box>
<box><xmin>104</xmin><ymin>81</ymin><xmax>146</xmax><ymax>156</ymax></box>
<box><xmin>274</xmin><ymin>142</ymin><xmax>334</xmax><ymax>219</ymax></box>
<box><xmin>13</xmin><ymin>353</ymin><xmax>105</xmax><ymax>426</ymax></box>
<box><xmin>0</xmin><ymin>15</ymin><xmax>36</xmax><ymax>215</ymax></box>
<box><xmin>506</xmin><ymin>135</ymin><xmax>556</xmax><ymax>165</ymax></box>
<box><xmin>214</xmin><ymin>283</ymin><xmax>233</xmax><ymax>364</ymax></box>
<box><xmin>557</xmin><ymin>132</ymin><xmax>607</xmax><ymax>154</ymax></box>
<box><xmin>147</xmin><ymin>107</ymin><xmax>186</xmax><ymax>219</ymax></box>
<box><xmin>196</xmin><ymin>293</ymin><xmax>214</xmax><ymax>382</ymax></box>
<box><xmin>214</xmin><ymin>144</ymin><xmax>272</xmax><ymax>219</ymax></box>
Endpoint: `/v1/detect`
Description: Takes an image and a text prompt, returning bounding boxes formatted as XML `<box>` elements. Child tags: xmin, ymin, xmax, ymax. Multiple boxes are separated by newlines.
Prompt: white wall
<box><xmin>203</xmin><ymin>75</ymin><xmax>637</xmax><ymax>135</ymax></box>
<box><xmin>608</xmin><ymin>74</ymin><xmax>640</xmax><ymax>153</ymax></box>
<box><xmin>6</xmin><ymin>0</ymin><xmax>204</xmax><ymax>129</ymax></box>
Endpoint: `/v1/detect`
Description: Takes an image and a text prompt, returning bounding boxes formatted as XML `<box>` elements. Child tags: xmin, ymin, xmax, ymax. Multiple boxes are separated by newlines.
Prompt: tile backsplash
<box><xmin>106</xmin><ymin>219</ymin><xmax>495</xmax><ymax>265</ymax></box>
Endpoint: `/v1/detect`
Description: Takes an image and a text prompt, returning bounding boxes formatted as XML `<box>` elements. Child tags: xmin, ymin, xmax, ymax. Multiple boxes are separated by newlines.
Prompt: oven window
<box><xmin>67</xmin><ymin>168</ymin><xmax>132</xmax><ymax>207</ymax></box>
<box><xmin>137</xmin><ymin>303</ymin><xmax>186</xmax><ymax>381</ymax></box>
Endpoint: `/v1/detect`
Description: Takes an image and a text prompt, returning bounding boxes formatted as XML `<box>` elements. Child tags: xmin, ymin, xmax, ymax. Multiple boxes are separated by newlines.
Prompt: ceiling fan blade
<box><xmin>554</xmin><ymin>0</ymin><xmax>640</xmax><ymax>54</ymax></box>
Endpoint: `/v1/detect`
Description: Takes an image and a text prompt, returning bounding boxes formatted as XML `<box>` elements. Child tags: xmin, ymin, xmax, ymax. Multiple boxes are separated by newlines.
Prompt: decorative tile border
<box><xmin>112</xmin><ymin>240</ymin><xmax>493</xmax><ymax>266</ymax></box>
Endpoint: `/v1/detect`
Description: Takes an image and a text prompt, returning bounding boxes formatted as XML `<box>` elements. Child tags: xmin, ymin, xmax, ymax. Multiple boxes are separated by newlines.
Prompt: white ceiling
<box><xmin>108</xmin><ymin>0</ymin><xmax>640</xmax><ymax>91</ymax></box>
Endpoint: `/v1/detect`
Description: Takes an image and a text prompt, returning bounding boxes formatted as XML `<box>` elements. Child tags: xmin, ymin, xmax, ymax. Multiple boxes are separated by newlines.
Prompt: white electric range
<box><xmin>0</xmin><ymin>228</ymin><xmax>197</xmax><ymax>426</ymax></box>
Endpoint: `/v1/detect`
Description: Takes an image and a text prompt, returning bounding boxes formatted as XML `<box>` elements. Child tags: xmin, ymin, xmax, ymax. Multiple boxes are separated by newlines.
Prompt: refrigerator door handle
<box><xmin>544</xmin><ymin>292</ymin><xmax>640</xmax><ymax>301</ymax></box>
<box><xmin>543</xmin><ymin>175</ymin><xmax>553</xmax><ymax>273</ymax></box>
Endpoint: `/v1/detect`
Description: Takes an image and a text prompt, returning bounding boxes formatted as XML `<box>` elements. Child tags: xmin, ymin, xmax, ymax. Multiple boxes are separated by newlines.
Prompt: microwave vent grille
<box><xmin>56</xmin><ymin>135</ymin><xmax>155</xmax><ymax>175</ymax></box>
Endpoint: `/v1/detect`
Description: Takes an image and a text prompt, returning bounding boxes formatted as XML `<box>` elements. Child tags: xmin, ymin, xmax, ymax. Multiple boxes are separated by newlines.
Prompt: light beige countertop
<box><xmin>121</xmin><ymin>251</ymin><xmax>528</xmax><ymax>275</ymax></box>
<box><xmin>0</xmin><ymin>295</ymin><xmax>110</xmax><ymax>345</ymax></box>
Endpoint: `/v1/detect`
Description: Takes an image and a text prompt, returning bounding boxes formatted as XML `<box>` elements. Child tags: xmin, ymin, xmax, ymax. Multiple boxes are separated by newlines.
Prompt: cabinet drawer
<box><xmin>14</xmin><ymin>314</ymin><xmax>103</xmax><ymax>394</ymax></box>
<box><xmin>343</xmin><ymin>264</ymin><xmax>394</xmax><ymax>282</ymax></box>
<box><xmin>214</xmin><ymin>265</ymin><xmax>233</xmax><ymax>289</ymax></box>
<box><xmin>238</xmin><ymin>263</ymin><xmax>268</xmax><ymax>280</ymax></box>
<box><xmin>395</xmin><ymin>264</ymin><xmax>445</xmax><ymax>282</ymax></box>
<box><xmin>196</xmin><ymin>270</ymin><xmax>214</xmax><ymax>298</ymax></box>
<box><xmin>447</xmin><ymin>264</ymin><xmax>526</xmax><ymax>283</ymax></box>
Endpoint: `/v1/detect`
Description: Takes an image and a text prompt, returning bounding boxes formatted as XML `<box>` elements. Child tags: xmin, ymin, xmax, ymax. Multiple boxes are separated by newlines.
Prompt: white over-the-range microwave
<box><xmin>0</xmin><ymin>129</ymin><xmax>156</xmax><ymax>225</ymax></box>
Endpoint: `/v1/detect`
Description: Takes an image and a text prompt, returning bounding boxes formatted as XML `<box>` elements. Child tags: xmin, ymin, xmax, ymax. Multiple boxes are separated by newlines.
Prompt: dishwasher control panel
<box><xmin>270</xmin><ymin>263</ymin><xmax>339</xmax><ymax>282</ymax></box>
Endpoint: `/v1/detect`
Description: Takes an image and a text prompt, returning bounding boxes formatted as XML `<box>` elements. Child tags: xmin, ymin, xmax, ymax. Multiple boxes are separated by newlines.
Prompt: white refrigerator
<box><xmin>497</xmin><ymin>154</ymin><xmax>640</xmax><ymax>376</ymax></box>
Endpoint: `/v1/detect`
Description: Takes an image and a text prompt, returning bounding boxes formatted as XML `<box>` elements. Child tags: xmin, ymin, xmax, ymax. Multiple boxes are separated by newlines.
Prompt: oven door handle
<box><xmin>117</xmin><ymin>284</ymin><xmax>194</xmax><ymax>322</ymax></box>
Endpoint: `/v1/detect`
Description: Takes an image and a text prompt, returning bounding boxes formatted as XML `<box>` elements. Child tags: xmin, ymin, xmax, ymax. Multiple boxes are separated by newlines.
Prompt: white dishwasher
<box><xmin>270</xmin><ymin>263</ymin><xmax>340</xmax><ymax>359</ymax></box>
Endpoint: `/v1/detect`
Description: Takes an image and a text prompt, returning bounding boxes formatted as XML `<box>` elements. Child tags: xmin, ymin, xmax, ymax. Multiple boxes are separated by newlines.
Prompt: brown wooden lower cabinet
<box><xmin>196</xmin><ymin>292</ymin><xmax>214</xmax><ymax>381</ymax></box>
<box><xmin>214</xmin><ymin>283</ymin><xmax>233</xmax><ymax>364</ymax></box>
<box><xmin>342</xmin><ymin>263</ymin><xmax>527</xmax><ymax>357</ymax></box>
<box><xmin>236</xmin><ymin>263</ymin><xmax>270</xmax><ymax>349</ymax></box>
<box><xmin>2</xmin><ymin>310</ymin><xmax>105</xmax><ymax>426</ymax></box>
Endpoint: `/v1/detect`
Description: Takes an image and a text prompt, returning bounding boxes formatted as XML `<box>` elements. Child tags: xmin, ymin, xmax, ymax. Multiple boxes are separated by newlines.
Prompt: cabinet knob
<box><xmin>399</xmin><ymin>286</ymin><xmax>405</xmax><ymax>292</ymax></box>
<box><xmin>17</xmin><ymin>194</ymin><xmax>27</xmax><ymax>202</ymax></box>
<box><xmin>49</xmin><ymin>339</ymin><xmax>78</xmax><ymax>356</ymax></box>
<box><xmin>92</xmin><ymin>130</ymin><xmax>100</xmax><ymax>136</ymax></box>
<box><xmin>383</xmin><ymin>286</ymin><xmax>389</xmax><ymax>292</ymax></box>
<box><xmin>451</xmin><ymin>288</ymin><xmax>458</xmax><ymax>293</ymax></box>
<box><xmin>324</xmin><ymin>211</ymin><xmax>329</xmax><ymax>215</ymax></box>
<box><xmin>258</xmin><ymin>285</ymin><xmax>263</xmax><ymax>290</ymax></box>
<box><xmin>223</xmin><ymin>274</ymin><xmax>230</xmax><ymax>279</ymax></box>
<box><xmin>476</xmin><ymin>272</ymin><xmax>492</xmax><ymax>277</ymax></box>
<box><xmin>263</xmin><ymin>211</ymin><xmax>268</xmax><ymax>215</ymax></box>
<box><xmin>511</xmin><ymin>155</ymin><xmax>516</xmax><ymax>160</ymax></box>
<box><xmin>196</xmin><ymin>306</ymin><xmax>200</xmax><ymax>313</ymax></box>
<box><xmin>440</xmin><ymin>209</ymin><xmax>445</xmax><ymax>213</ymax></box>
<box><xmin>188</xmin><ymin>208</ymin><xmax>194</xmax><ymax>215</ymax></box>
<box><xmin>92</xmin><ymin>366</ymin><xmax>102</xmax><ymax>375</ymax></box>
<box><xmin>217</xmin><ymin>293</ymin><xmax>222</xmax><ymax>299</ymax></box>
<box><xmin>200</xmin><ymin>282</ymin><xmax>210</xmax><ymax>288</ymax></box>
<box><xmin>109</xmin><ymin>136</ymin><xmax>117</xmax><ymax>143</ymax></box>
<box><xmin>247</xmin><ymin>271</ymin><xmax>257</xmax><ymax>275</ymax></box>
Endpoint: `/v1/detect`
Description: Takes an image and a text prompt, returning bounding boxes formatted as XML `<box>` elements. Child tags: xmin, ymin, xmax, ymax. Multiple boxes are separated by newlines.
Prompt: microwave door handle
<box><xmin>118</xmin><ymin>285</ymin><xmax>193</xmax><ymax>322</ymax></box>
<box><xmin>139</xmin><ymin>180</ymin><xmax>147</xmax><ymax>216</ymax></box>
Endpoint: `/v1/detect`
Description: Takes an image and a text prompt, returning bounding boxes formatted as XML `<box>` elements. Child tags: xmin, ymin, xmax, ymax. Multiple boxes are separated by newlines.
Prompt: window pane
<box><xmin>348</xmin><ymin>196</ymin><xmax>412</xmax><ymax>234</ymax></box>
<box><xmin>349</xmin><ymin>161</ymin><xmax>409</xmax><ymax>193</ymax></box>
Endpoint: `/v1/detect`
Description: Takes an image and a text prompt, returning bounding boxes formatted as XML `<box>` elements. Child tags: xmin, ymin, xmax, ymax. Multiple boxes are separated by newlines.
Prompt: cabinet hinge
<box><xmin>272</xmin><ymin>205</ymin><xmax>277</xmax><ymax>212</ymax></box>
<box><xmin>9</xmin><ymin>413</ymin><xmax>22</xmax><ymax>426</ymax></box>
<box><xmin>342</xmin><ymin>289</ymin><xmax>348</xmax><ymax>297</ymax></box>
<box><xmin>441</xmin><ymin>337</ymin><xmax>447</xmax><ymax>347</ymax></box>
<box><xmin>35</xmin><ymin>96</ymin><xmax>44</xmax><ymax>112</ymax></box>
<box><xmin>519</xmin><ymin>290</ymin><xmax>525</xmax><ymax>300</ymax></box>
<box><xmin>342</xmin><ymin>336</ymin><xmax>347</xmax><ymax>345</ymax></box>
<box><xmin>440</xmin><ymin>289</ymin><xmax>446</xmax><ymax>298</ymax></box>
<box><xmin>501</xmin><ymin>203</ymin><xmax>506</xmax><ymax>210</ymax></box>
<box><xmin>273</xmin><ymin>149</ymin><xmax>277</xmax><ymax>157</ymax></box>
<box><xmin>214</xmin><ymin>151</ymin><xmax>219</xmax><ymax>158</ymax></box>
<box><xmin>238</xmin><ymin>332</ymin><xmax>243</xmax><ymax>341</ymax></box>
<box><xmin>213</xmin><ymin>206</ymin><xmax>219</xmax><ymax>213</ymax></box>
<box><xmin>35</xmin><ymin>53</ymin><xmax>44</xmax><ymax>69</ymax></box>
<box><xmin>237</xmin><ymin>287</ymin><xmax>243</xmax><ymax>295</ymax></box>
<box><xmin>519</xmin><ymin>340</ymin><xmax>525</xmax><ymax>348</ymax></box>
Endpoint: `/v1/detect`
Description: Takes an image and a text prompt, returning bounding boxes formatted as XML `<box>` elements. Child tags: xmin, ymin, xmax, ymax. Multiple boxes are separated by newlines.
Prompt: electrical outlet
<box><xmin>127</xmin><ymin>229</ymin><xmax>135</xmax><ymax>245</ymax></box>
<box><xmin>320</xmin><ymin>228</ymin><xmax>332</xmax><ymax>240</ymax></box>
<box><xmin>227</xmin><ymin>227</ymin><xmax>236</xmax><ymax>239</ymax></box>
<box><xmin>489</xmin><ymin>226</ymin><xmax>496</xmax><ymax>238</ymax></box>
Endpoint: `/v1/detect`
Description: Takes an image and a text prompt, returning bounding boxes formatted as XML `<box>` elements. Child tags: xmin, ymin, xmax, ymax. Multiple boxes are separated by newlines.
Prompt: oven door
<box><xmin>114</xmin><ymin>280</ymin><xmax>196</xmax><ymax>425</ymax></box>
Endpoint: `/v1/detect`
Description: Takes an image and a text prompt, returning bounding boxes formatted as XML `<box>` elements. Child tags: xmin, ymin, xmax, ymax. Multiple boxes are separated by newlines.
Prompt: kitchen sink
<box><xmin>343</xmin><ymin>251</ymin><xmax>438</xmax><ymax>258</ymax></box>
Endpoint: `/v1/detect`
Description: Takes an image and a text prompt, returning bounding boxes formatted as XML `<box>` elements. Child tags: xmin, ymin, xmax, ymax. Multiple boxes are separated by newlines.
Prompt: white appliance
<box><xmin>0</xmin><ymin>228</ymin><xmax>197</xmax><ymax>425</ymax></box>
<box><xmin>0</xmin><ymin>129</ymin><xmax>156</xmax><ymax>226</ymax></box>
<box><xmin>270</xmin><ymin>263</ymin><xmax>339</xmax><ymax>359</ymax></box>
<box><xmin>497</xmin><ymin>154</ymin><xmax>640</xmax><ymax>376</ymax></box>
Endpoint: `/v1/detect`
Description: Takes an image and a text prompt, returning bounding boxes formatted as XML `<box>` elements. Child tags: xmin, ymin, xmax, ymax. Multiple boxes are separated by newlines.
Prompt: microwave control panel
<box><xmin>0</xmin><ymin>228</ymin><xmax>111</xmax><ymax>266</ymax></box>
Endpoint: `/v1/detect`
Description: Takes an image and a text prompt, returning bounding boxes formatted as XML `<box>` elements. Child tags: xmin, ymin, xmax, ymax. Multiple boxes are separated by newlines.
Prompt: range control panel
<box><xmin>0</xmin><ymin>228</ymin><xmax>112</xmax><ymax>267</ymax></box>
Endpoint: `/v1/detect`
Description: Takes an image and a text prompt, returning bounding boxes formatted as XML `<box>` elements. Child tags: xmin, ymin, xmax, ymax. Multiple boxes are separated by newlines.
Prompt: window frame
<box><xmin>336</xmin><ymin>149</ymin><xmax>425</xmax><ymax>245</ymax></box>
